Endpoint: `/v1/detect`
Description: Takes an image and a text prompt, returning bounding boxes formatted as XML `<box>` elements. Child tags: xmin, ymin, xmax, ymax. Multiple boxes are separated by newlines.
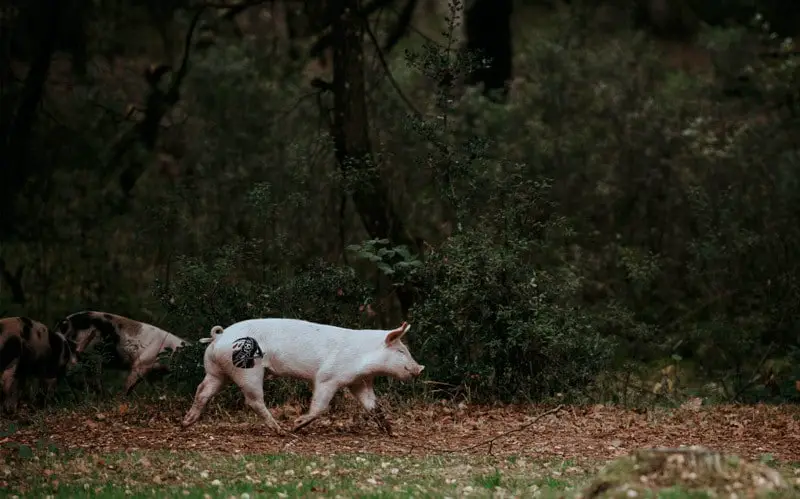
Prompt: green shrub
<box><xmin>5</xmin><ymin>2</ymin><xmax>800</xmax><ymax>408</ymax></box>
<box><xmin>410</xmin><ymin>228</ymin><xmax>616</xmax><ymax>401</ymax></box>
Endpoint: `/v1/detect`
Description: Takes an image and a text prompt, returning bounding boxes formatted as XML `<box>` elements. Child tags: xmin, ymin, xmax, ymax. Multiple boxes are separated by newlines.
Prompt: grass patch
<box><xmin>2</xmin><ymin>401</ymin><xmax>799</xmax><ymax>498</ymax></box>
<box><xmin>581</xmin><ymin>447</ymin><xmax>800</xmax><ymax>499</ymax></box>
<box><xmin>2</xmin><ymin>450</ymin><xmax>596</xmax><ymax>498</ymax></box>
<box><xmin>5</xmin><ymin>449</ymin><xmax>795</xmax><ymax>498</ymax></box>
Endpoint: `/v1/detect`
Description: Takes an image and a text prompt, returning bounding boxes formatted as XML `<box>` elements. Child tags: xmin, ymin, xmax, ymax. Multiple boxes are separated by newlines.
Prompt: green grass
<box><xmin>3</xmin><ymin>450</ymin><xmax>596</xmax><ymax>498</ymax></box>
<box><xmin>3</xmin><ymin>433</ymin><xmax>799</xmax><ymax>498</ymax></box>
<box><xmin>4</xmin><ymin>391</ymin><xmax>800</xmax><ymax>498</ymax></box>
<box><xmin>6</xmin><ymin>450</ymin><xmax>797</xmax><ymax>498</ymax></box>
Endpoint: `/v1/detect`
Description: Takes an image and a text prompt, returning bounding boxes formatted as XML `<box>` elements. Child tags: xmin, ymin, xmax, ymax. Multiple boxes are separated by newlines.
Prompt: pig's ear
<box><xmin>385</xmin><ymin>321</ymin><xmax>410</xmax><ymax>345</ymax></box>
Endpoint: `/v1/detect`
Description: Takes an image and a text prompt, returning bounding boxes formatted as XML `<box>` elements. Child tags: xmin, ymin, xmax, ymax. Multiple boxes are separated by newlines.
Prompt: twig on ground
<box><xmin>405</xmin><ymin>404</ymin><xmax>564</xmax><ymax>455</ymax></box>
<box><xmin>420</xmin><ymin>380</ymin><xmax>458</xmax><ymax>387</ymax></box>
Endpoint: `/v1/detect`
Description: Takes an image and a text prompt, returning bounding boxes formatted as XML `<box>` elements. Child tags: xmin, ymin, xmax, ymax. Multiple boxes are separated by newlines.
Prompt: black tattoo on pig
<box><xmin>231</xmin><ymin>337</ymin><xmax>264</xmax><ymax>369</ymax></box>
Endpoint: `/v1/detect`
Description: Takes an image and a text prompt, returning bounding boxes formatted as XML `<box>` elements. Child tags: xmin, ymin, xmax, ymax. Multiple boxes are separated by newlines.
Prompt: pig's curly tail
<box><xmin>199</xmin><ymin>325</ymin><xmax>224</xmax><ymax>344</ymax></box>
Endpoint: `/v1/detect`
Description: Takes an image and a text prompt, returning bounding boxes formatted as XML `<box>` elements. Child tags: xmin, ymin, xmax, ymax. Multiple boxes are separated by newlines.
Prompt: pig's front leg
<box><xmin>38</xmin><ymin>377</ymin><xmax>58</xmax><ymax>407</ymax></box>
<box><xmin>123</xmin><ymin>362</ymin><xmax>151</xmax><ymax>395</ymax></box>
<box><xmin>349</xmin><ymin>378</ymin><xmax>392</xmax><ymax>436</ymax></box>
<box><xmin>292</xmin><ymin>380</ymin><xmax>340</xmax><ymax>432</ymax></box>
<box><xmin>124</xmin><ymin>359</ymin><xmax>170</xmax><ymax>395</ymax></box>
<box><xmin>1</xmin><ymin>363</ymin><xmax>20</xmax><ymax>414</ymax></box>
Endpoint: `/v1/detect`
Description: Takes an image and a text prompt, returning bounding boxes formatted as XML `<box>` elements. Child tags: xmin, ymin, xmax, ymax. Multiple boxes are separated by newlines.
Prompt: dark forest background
<box><xmin>2</xmin><ymin>0</ymin><xmax>800</xmax><ymax>406</ymax></box>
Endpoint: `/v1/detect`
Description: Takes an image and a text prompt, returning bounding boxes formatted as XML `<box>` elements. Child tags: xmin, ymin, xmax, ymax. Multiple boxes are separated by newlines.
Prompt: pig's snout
<box><xmin>405</xmin><ymin>364</ymin><xmax>425</xmax><ymax>377</ymax></box>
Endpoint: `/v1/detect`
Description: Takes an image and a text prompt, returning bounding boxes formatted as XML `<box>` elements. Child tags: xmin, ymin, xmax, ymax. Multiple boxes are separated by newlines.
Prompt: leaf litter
<box><xmin>4</xmin><ymin>402</ymin><xmax>798</xmax><ymax>461</ymax></box>
<box><xmin>1</xmin><ymin>401</ymin><xmax>798</xmax><ymax>496</ymax></box>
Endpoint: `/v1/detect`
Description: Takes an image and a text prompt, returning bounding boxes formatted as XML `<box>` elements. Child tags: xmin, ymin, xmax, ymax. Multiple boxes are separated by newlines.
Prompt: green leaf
<box><xmin>0</xmin><ymin>423</ymin><xmax>18</xmax><ymax>437</ymax></box>
<box><xmin>376</xmin><ymin>262</ymin><xmax>395</xmax><ymax>275</ymax></box>
<box><xmin>16</xmin><ymin>444</ymin><xmax>33</xmax><ymax>459</ymax></box>
<box><xmin>395</xmin><ymin>246</ymin><xmax>412</xmax><ymax>260</ymax></box>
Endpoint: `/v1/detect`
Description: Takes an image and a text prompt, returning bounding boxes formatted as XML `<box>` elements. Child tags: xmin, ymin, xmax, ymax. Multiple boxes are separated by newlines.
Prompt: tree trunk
<box><xmin>635</xmin><ymin>0</ymin><xmax>698</xmax><ymax>40</ymax></box>
<box><xmin>0</xmin><ymin>0</ymin><xmax>63</xmax><ymax>239</ymax></box>
<box><xmin>329</xmin><ymin>0</ymin><xmax>416</xmax><ymax>316</ymax></box>
<box><xmin>464</xmin><ymin>0</ymin><xmax>513</xmax><ymax>101</ymax></box>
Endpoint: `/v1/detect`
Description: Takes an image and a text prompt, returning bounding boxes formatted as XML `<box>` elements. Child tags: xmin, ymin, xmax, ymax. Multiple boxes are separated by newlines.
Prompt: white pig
<box><xmin>181</xmin><ymin>318</ymin><xmax>424</xmax><ymax>434</ymax></box>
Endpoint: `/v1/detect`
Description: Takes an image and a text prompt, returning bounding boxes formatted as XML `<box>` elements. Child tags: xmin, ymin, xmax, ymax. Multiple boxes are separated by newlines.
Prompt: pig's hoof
<box><xmin>270</xmin><ymin>425</ymin><xmax>288</xmax><ymax>436</ymax></box>
<box><xmin>292</xmin><ymin>416</ymin><xmax>313</xmax><ymax>432</ymax></box>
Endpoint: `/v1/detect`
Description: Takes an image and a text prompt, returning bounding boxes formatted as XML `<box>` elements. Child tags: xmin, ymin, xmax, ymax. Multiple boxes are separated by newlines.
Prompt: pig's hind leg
<box><xmin>182</xmin><ymin>373</ymin><xmax>227</xmax><ymax>427</ymax></box>
<box><xmin>233</xmin><ymin>365</ymin><xmax>285</xmax><ymax>434</ymax></box>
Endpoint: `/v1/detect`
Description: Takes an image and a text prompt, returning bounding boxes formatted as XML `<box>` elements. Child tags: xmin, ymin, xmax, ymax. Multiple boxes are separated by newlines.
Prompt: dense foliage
<box><xmin>2</xmin><ymin>1</ymin><xmax>800</xmax><ymax>406</ymax></box>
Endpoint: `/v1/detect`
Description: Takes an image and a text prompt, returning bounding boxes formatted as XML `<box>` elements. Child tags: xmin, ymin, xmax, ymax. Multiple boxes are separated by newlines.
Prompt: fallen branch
<box><xmin>405</xmin><ymin>404</ymin><xmax>563</xmax><ymax>455</ymax></box>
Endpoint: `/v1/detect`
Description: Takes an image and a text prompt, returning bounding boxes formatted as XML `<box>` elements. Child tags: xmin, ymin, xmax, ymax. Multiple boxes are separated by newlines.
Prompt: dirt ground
<box><xmin>5</xmin><ymin>401</ymin><xmax>800</xmax><ymax>462</ymax></box>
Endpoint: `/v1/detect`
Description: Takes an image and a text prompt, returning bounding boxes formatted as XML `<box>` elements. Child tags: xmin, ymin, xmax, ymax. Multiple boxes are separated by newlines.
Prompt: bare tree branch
<box><xmin>0</xmin><ymin>0</ymin><xmax>64</xmax><ymax>239</ymax></box>
<box><xmin>361</xmin><ymin>15</ymin><xmax>422</xmax><ymax>118</ymax></box>
<box><xmin>309</xmin><ymin>0</ymin><xmax>398</xmax><ymax>59</ymax></box>
<box><xmin>194</xmin><ymin>0</ymin><xmax>270</xmax><ymax>8</ymax></box>
<box><xmin>107</xmin><ymin>6</ymin><xmax>208</xmax><ymax>197</ymax></box>
<box><xmin>385</xmin><ymin>2</ymin><xmax>443</xmax><ymax>47</ymax></box>
<box><xmin>381</xmin><ymin>0</ymin><xmax>417</xmax><ymax>53</ymax></box>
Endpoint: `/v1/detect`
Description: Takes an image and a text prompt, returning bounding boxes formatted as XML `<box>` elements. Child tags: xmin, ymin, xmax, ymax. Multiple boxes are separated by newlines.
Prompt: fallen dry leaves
<box><xmin>4</xmin><ymin>402</ymin><xmax>800</xmax><ymax>462</ymax></box>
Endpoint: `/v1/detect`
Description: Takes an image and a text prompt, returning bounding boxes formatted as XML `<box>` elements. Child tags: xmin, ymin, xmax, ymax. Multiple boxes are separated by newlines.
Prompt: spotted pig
<box><xmin>0</xmin><ymin>316</ymin><xmax>77</xmax><ymax>413</ymax></box>
<box><xmin>55</xmin><ymin>311</ymin><xmax>189</xmax><ymax>394</ymax></box>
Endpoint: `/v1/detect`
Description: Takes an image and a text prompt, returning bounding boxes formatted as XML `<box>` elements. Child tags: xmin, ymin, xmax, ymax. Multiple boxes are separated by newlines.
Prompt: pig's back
<box><xmin>211</xmin><ymin>318</ymin><xmax>329</xmax><ymax>358</ymax></box>
<box><xmin>250</xmin><ymin>318</ymin><xmax>388</xmax><ymax>351</ymax></box>
<box><xmin>252</xmin><ymin>318</ymin><xmax>349</xmax><ymax>358</ymax></box>
<box><xmin>211</xmin><ymin>318</ymin><xmax>385</xmax><ymax>371</ymax></box>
